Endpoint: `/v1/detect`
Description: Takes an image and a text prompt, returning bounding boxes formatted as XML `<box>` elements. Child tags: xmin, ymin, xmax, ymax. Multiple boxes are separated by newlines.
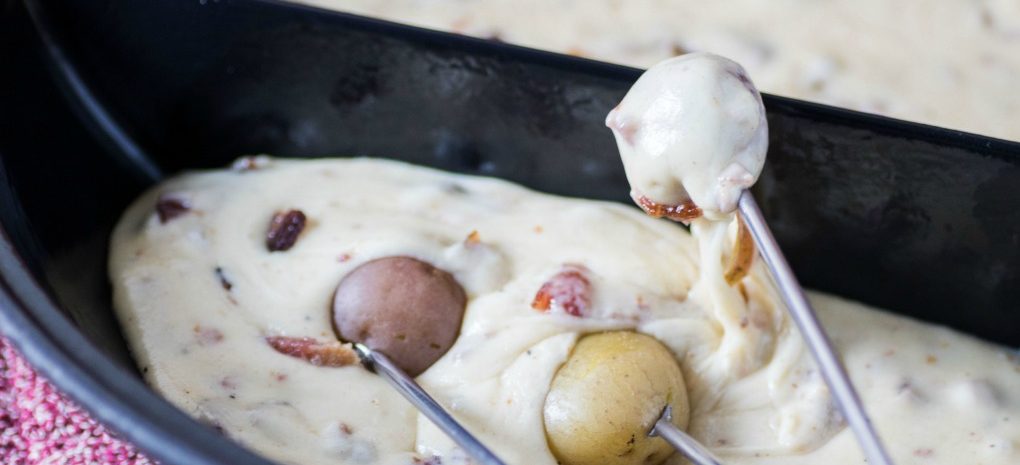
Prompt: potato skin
<box><xmin>543</xmin><ymin>331</ymin><xmax>690</xmax><ymax>465</ymax></box>
<box><xmin>332</xmin><ymin>256</ymin><xmax>467</xmax><ymax>376</ymax></box>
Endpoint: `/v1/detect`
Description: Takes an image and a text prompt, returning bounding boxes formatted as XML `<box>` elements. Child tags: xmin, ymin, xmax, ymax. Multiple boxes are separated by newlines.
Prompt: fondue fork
<box><xmin>651</xmin><ymin>192</ymin><xmax>896</xmax><ymax>465</ymax></box>
<box><xmin>650</xmin><ymin>406</ymin><xmax>724</xmax><ymax>465</ymax></box>
<box><xmin>737</xmin><ymin>191</ymin><xmax>895</xmax><ymax>465</ymax></box>
<box><xmin>353</xmin><ymin>343</ymin><xmax>508</xmax><ymax>465</ymax></box>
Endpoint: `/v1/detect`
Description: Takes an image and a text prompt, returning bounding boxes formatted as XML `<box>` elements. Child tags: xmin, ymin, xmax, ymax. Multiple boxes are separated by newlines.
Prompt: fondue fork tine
<box><xmin>736</xmin><ymin>191</ymin><xmax>894</xmax><ymax>465</ymax></box>
<box><xmin>353</xmin><ymin>344</ymin><xmax>508</xmax><ymax>465</ymax></box>
<box><xmin>649</xmin><ymin>406</ymin><xmax>724</xmax><ymax>465</ymax></box>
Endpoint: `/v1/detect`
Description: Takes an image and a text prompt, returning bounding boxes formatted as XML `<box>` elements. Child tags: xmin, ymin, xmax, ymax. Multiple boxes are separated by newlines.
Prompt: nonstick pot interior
<box><xmin>1</xmin><ymin>1</ymin><xmax>1018</xmax><ymax>465</ymax></box>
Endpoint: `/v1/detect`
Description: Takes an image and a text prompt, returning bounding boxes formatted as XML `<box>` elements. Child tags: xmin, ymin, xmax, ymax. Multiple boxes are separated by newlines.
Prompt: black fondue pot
<box><xmin>1</xmin><ymin>1</ymin><xmax>1017</xmax><ymax>464</ymax></box>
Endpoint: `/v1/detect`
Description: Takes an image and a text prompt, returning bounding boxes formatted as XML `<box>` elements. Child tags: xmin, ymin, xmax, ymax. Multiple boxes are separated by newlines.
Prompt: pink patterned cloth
<box><xmin>0</xmin><ymin>337</ymin><xmax>155</xmax><ymax>465</ymax></box>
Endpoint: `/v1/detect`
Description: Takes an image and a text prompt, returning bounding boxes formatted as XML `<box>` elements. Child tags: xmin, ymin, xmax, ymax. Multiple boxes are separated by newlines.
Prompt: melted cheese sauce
<box><xmin>110</xmin><ymin>158</ymin><xmax>1019</xmax><ymax>465</ymax></box>
<box><xmin>295</xmin><ymin>0</ymin><xmax>1020</xmax><ymax>142</ymax></box>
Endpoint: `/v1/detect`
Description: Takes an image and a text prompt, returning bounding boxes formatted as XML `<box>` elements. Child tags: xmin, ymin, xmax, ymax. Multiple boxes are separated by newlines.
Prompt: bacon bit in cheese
<box><xmin>531</xmin><ymin>264</ymin><xmax>592</xmax><ymax>317</ymax></box>
<box><xmin>156</xmin><ymin>194</ymin><xmax>191</xmax><ymax>223</ymax></box>
<box><xmin>265</xmin><ymin>336</ymin><xmax>358</xmax><ymax>367</ymax></box>
<box><xmin>633</xmin><ymin>194</ymin><xmax>703</xmax><ymax>223</ymax></box>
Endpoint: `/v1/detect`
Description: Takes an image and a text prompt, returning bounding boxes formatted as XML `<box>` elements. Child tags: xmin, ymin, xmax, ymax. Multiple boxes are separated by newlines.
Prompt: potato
<box><xmin>332</xmin><ymin>256</ymin><xmax>467</xmax><ymax>376</ymax></box>
<box><xmin>543</xmin><ymin>331</ymin><xmax>690</xmax><ymax>465</ymax></box>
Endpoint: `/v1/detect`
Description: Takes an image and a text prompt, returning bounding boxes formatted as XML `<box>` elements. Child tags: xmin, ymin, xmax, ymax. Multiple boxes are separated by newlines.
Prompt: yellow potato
<box><xmin>543</xmin><ymin>331</ymin><xmax>690</xmax><ymax>465</ymax></box>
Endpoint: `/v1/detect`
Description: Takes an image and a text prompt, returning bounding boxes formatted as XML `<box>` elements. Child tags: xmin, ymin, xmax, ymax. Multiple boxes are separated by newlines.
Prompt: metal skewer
<box><xmin>737</xmin><ymin>191</ymin><xmax>894</xmax><ymax>465</ymax></box>
<box><xmin>649</xmin><ymin>406</ymin><xmax>724</xmax><ymax>465</ymax></box>
<box><xmin>353</xmin><ymin>343</ymin><xmax>508</xmax><ymax>465</ymax></box>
